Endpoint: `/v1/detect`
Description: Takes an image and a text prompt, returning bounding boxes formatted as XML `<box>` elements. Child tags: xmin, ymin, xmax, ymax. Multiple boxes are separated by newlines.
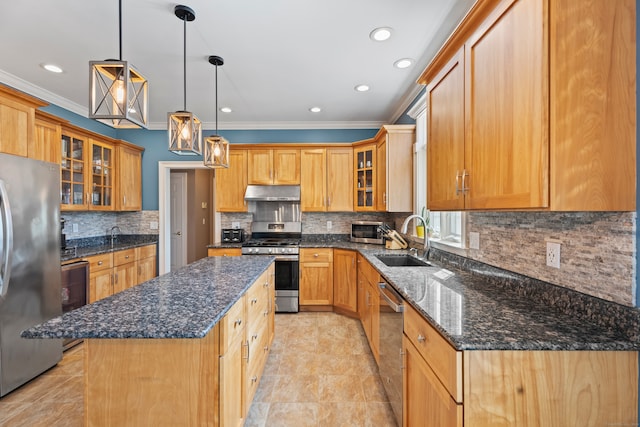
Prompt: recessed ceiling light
<box><xmin>354</xmin><ymin>84</ymin><xmax>370</xmax><ymax>92</ymax></box>
<box><xmin>370</xmin><ymin>27</ymin><xmax>392</xmax><ymax>42</ymax></box>
<box><xmin>220</xmin><ymin>107</ymin><xmax>232</xmax><ymax>113</ymax></box>
<box><xmin>309</xmin><ymin>107</ymin><xmax>322</xmax><ymax>113</ymax></box>
<box><xmin>42</xmin><ymin>63</ymin><xmax>63</xmax><ymax>73</ymax></box>
<box><xmin>394</xmin><ymin>58</ymin><xmax>414</xmax><ymax>69</ymax></box>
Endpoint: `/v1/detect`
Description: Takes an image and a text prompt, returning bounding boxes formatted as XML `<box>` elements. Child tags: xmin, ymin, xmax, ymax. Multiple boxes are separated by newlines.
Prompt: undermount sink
<box><xmin>375</xmin><ymin>254</ymin><xmax>432</xmax><ymax>267</ymax></box>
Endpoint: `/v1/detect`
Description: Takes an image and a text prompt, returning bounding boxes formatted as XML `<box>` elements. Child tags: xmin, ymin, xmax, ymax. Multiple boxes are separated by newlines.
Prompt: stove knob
<box><xmin>268</xmin><ymin>248</ymin><xmax>272</xmax><ymax>254</ymax></box>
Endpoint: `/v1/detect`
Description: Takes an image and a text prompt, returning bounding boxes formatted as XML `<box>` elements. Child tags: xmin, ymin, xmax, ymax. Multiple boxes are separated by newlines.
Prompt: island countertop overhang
<box><xmin>22</xmin><ymin>256</ymin><xmax>275</xmax><ymax>340</ymax></box>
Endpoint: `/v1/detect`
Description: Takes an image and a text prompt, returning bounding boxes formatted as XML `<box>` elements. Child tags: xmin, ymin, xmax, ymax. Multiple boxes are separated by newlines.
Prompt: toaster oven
<box><xmin>221</xmin><ymin>228</ymin><xmax>245</xmax><ymax>243</ymax></box>
<box><xmin>350</xmin><ymin>221</ymin><xmax>386</xmax><ymax>244</ymax></box>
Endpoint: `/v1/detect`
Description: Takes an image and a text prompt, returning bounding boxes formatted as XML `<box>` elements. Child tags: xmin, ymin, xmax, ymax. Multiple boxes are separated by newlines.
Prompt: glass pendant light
<box><xmin>168</xmin><ymin>5</ymin><xmax>202</xmax><ymax>155</ymax></box>
<box><xmin>203</xmin><ymin>56</ymin><xmax>229</xmax><ymax>168</ymax></box>
<box><xmin>89</xmin><ymin>0</ymin><xmax>148</xmax><ymax>129</ymax></box>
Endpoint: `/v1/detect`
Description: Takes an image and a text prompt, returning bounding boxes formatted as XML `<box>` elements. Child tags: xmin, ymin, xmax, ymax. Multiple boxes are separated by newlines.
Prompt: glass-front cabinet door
<box><xmin>354</xmin><ymin>144</ymin><xmax>376</xmax><ymax>211</ymax></box>
<box><xmin>61</xmin><ymin>132</ymin><xmax>87</xmax><ymax>210</ymax></box>
<box><xmin>90</xmin><ymin>140</ymin><xmax>114</xmax><ymax>210</ymax></box>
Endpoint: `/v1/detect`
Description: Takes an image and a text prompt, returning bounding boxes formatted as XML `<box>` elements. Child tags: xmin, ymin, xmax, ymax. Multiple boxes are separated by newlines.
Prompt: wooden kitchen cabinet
<box><xmin>136</xmin><ymin>244</ymin><xmax>157</xmax><ymax>283</ymax></box>
<box><xmin>421</xmin><ymin>0</ymin><xmax>635</xmax><ymax>211</ymax></box>
<box><xmin>86</xmin><ymin>252</ymin><xmax>114</xmax><ymax>303</ymax></box>
<box><xmin>115</xmin><ymin>141</ymin><xmax>143</xmax><ymax>211</ymax></box>
<box><xmin>32</xmin><ymin>110</ymin><xmax>62</xmax><ymax>163</ymax></box>
<box><xmin>353</xmin><ymin>144</ymin><xmax>376</xmax><ymax>211</ymax></box>
<box><xmin>208</xmin><ymin>247</ymin><xmax>242</xmax><ymax>257</ymax></box>
<box><xmin>88</xmin><ymin>138</ymin><xmax>115</xmax><ymax>211</ymax></box>
<box><xmin>247</xmin><ymin>148</ymin><xmax>300</xmax><ymax>185</ymax></box>
<box><xmin>357</xmin><ymin>254</ymin><xmax>380</xmax><ymax>362</ymax></box>
<box><xmin>300</xmin><ymin>147</ymin><xmax>353</xmax><ymax>212</ymax></box>
<box><xmin>299</xmin><ymin>248</ymin><xmax>333</xmax><ymax>307</ymax></box>
<box><xmin>113</xmin><ymin>248</ymin><xmax>136</xmax><ymax>293</ymax></box>
<box><xmin>333</xmin><ymin>249</ymin><xmax>357</xmax><ymax>314</ymax></box>
<box><xmin>215</xmin><ymin>149</ymin><xmax>248</xmax><ymax>212</ymax></box>
<box><xmin>0</xmin><ymin>85</ymin><xmax>44</xmax><ymax>157</ymax></box>
<box><xmin>60</xmin><ymin>128</ymin><xmax>89</xmax><ymax>210</ymax></box>
<box><xmin>219</xmin><ymin>293</ymin><xmax>246</xmax><ymax>427</ymax></box>
<box><xmin>375</xmin><ymin>125</ymin><xmax>415</xmax><ymax>212</ymax></box>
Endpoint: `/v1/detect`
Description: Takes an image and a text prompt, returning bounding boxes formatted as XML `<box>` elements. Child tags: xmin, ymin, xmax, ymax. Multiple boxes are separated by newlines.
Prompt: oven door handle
<box><xmin>379</xmin><ymin>282</ymin><xmax>404</xmax><ymax>313</ymax></box>
<box><xmin>273</xmin><ymin>255</ymin><xmax>299</xmax><ymax>261</ymax></box>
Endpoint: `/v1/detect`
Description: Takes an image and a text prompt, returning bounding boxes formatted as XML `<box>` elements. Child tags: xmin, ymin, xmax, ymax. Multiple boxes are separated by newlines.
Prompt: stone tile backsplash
<box><xmin>62</xmin><ymin>211</ymin><xmax>160</xmax><ymax>238</ymax></box>
<box><xmin>465</xmin><ymin>212</ymin><xmax>636</xmax><ymax>307</ymax></box>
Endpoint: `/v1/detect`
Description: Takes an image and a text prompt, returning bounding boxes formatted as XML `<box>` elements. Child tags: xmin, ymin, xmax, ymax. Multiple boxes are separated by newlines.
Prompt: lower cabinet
<box><xmin>402</xmin><ymin>303</ymin><xmax>637</xmax><ymax>427</ymax></box>
<box><xmin>299</xmin><ymin>248</ymin><xmax>333</xmax><ymax>306</ymax></box>
<box><xmin>208</xmin><ymin>247</ymin><xmax>243</xmax><ymax>257</ymax></box>
<box><xmin>219</xmin><ymin>264</ymin><xmax>275</xmax><ymax>426</ymax></box>
<box><xmin>333</xmin><ymin>249</ymin><xmax>357</xmax><ymax>314</ymax></box>
<box><xmin>357</xmin><ymin>254</ymin><xmax>380</xmax><ymax>362</ymax></box>
<box><xmin>86</xmin><ymin>244</ymin><xmax>157</xmax><ymax>303</ymax></box>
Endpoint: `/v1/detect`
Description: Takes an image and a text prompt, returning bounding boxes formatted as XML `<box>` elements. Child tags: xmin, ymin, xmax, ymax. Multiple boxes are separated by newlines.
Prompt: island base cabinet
<box><xmin>464</xmin><ymin>350</ymin><xmax>639</xmax><ymax>426</ymax></box>
<box><xmin>85</xmin><ymin>332</ymin><xmax>220</xmax><ymax>426</ymax></box>
<box><xmin>403</xmin><ymin>335</ymin><xmax>462</xmax><ymax>427</ymax></box>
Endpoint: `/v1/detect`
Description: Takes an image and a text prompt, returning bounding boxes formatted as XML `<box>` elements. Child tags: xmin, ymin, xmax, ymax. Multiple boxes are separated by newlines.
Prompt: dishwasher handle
<box><xmin>378</xmin><ymin>282</ymin><xmax>404</xmax><ymax>313</ymax></box>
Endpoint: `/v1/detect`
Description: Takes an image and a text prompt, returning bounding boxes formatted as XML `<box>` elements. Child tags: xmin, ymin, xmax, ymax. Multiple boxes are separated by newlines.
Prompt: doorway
<box><xmin>169</xmin><ymin>172</ymin><xmax>188</xmax><ymax>270</ymax></box>
<box><xmin>158</xmin><ymin>161</ymin><xmax>217</xmax><ymax>275</ymax></box>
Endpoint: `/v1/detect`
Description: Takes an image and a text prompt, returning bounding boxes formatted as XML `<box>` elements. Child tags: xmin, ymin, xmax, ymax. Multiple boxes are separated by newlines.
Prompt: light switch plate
<box><xmin>150</xmin><ymin>221</ymin><xmax>159</xmax><ymax>230</ymax></box>
<box><xmin>469</xmin><ymin>232</ymin><xmax>480</xmax><ymax>250</ymax></box>
<box><xmin>232</xmin><ymin>222</ymin><xmax>240</xmax><ymax>229</ymax></box>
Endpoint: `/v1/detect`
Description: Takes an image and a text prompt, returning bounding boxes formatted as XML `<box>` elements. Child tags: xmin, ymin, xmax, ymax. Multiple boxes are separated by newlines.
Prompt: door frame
<box><xmin>158</xmin><ymin>161</ymin><xmax>214</xmax><ymax>275</ymax></box>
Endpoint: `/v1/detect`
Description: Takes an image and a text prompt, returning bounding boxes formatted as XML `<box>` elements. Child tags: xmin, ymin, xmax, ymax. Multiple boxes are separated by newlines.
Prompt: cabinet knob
<box><xmin>251</xmin><ymin>298</ymin><xmax>258</xmax><ymax>304</ymax></box>
<box><xmin>234</xmin><ymin>319</ymin><xmax>242</xmax><ymax>326</ymax></box>
<box><xmin>314</xmin><ymin>253</ymin><xmax>319</xmax><ymax>257</ymax></box>
<box><xmin>97</xmin><ymin>261</ymin><xmax>103</xmax><ymax>266</ymax></box>
<box><xmin>125</xmin><ymin>255</ymin><xmax>129</xmax><ymax>259</ymax></box>
<box><xmin>417</xmin><ymin>334</ymin><xmax>426</xmax><ymax>343</ymax></box>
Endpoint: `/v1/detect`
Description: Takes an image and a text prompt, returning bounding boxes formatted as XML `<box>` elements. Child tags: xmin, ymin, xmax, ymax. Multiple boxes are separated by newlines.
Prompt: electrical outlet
<box><xmin>72</xmin><ymin>223</ymin><xmax>79</xmax><ymax>233</ymax></box>
<box><xmin>327</xmin><ymin>221</ymin><xmax>332</xmax><ymax>230</ymax></box>
<box><xmin>546</xmin><ymin>241</ymin><xmax>561</xmax><ymax>268</ymax></box>
<box><xmin>150</xmin><ymin>221</ymin><xmax>159</xmax><ymax>230</ymax></box>
<box><xmin>232</xmin><ymin>222</ymin><xmax>240</xmax><ymax>229</ymax></box>
<box><xmin>469</xmin><ymin>232</ymin><xmax>480</xmax><ymax>250</ymax></box>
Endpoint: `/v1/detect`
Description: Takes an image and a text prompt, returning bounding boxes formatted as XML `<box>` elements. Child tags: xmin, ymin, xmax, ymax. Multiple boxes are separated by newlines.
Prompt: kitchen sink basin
<box><xmin>375</xmin><ymin>254</ymin><xmax>431</xmax><ymax>267</ymax></box>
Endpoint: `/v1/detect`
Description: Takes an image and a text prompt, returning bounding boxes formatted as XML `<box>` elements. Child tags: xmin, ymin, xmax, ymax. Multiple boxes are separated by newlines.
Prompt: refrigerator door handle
<box><xmin>0</xmin><ymin>179</ymin><xmax>13</xmax><ymax>300</ymax></box>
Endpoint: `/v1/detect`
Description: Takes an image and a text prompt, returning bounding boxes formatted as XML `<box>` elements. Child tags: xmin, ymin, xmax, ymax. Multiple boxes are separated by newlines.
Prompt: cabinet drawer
<box><xmin>300</xmin><ymin>248</ymin><xmax>333</xmax><ymax>263</ymax></box>
<box><xmin>86</xmin><ymin>253</ymin><xmax>113</xmax><ymax>272</ymax></box>
<box><xmin>136</xmin><ymin>244</ymin><xmax>156</xmax><ymax>260</ymax></box>
<box><xmin>219</xmin><ymin>296</ymin><xmax>246</xmax><ymax>354</ymax></box>
<box><xmin>358</xmin><ymin>255</ymin><xmax>380</xmax><ymax>285</ymax></box>
<box><xmin>114</xmin><ymin>248</ymin><xmax>136</xmax><ymax>266</ymax></box>
<box><xmin>208</xmin><ymin>248</ymin><xmax>242</xmax><ymax>257</ymax></box>
<box><xmin>404</xmin><ymin>303</ymin><xmax>463</xmax><ymax>402</ymax></box>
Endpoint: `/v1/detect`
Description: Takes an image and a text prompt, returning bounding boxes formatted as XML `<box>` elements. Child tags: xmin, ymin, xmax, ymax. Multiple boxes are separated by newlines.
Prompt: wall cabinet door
<box><xmin>116</xmin><ymin>144</ymin><xmax>142</xmax><ymax>211</ymax></box>
<box><xmin>326</xmin><ymin>148</ymin><xmax>353</xmax><ymax>211</ymax></box>
<box><xmin>32</xmin><ymin>114</ymin><xmax>61</xmax><ymax>163</ymax></box>
<box><xmin>248</xmin><ymin>148</ymin><xmax>300</xmax><ymax>185</ymax></box>
<box><xmin>0</xmin><ymin>96</ymin><xmax>34</xmax><ymax>157</ymax></box>
<box><xmin>354</xmin><ymin>144</ymin><xmax>376</xmax><ymax>211</ymax></box>
<box><xmin>300</xmin><ymin>148</ymin><xmax>326</xmax><ymax>211</ymax></box>
<box><xmin>427</xmin><ymin>50</ymin><xmax>465</xmax><ymax>211</ymax></box>
<box><xmin>375</xmin><ymin>138</ymin><xmax>387</xmax><ymax>211</ymax></box>
<box><xmin>61</xmin><ymin>130</ymin><xmax>89</xmax><ymax>210</ymax></box>
<box><xmin>464</xmin><ymin>0</ymin><xmax>547</xmax><ymax>209</ymax></box>
<box><xmin>403</xmin><ymin>335</ymin><xmax>462</xmax><ymax>427</ymax></box>
<box><xmin>215</xmin><ymin>149</ymin><xmax>248</xmax><ymax>212</ymax></box>
<box><xmin>333</xmin><ymin>249</ymin><xmax>357</xmax><ymax>313</ymax></box>
<box><xmin>89</xmin><ymin>139</ymin><xmax>115</xmax><ymax>211</ymax></box>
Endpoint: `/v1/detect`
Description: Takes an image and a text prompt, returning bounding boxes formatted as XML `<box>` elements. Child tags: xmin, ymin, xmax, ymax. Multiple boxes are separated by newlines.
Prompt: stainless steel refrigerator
<box><xmin>0</xmin><ymin>152</ymin><xmax>62</xmax><ymax>397</ymax></box>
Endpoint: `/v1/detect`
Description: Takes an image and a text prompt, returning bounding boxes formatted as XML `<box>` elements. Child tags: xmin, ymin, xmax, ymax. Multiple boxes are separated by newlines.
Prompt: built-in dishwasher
<box><xmin>378</xmin><ymin>280</ymin><xmax>404</xmax><ymax>427</ymax></box>
<box><xmin>61</xmin><ymin>261</ymin><xmax>89</xmax><ymax>350</ymax></box>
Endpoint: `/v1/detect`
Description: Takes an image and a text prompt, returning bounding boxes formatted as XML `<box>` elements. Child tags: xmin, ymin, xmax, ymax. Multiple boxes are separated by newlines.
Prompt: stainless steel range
<box><xmin>242</xmin><ymin>185</ymin><xmax>301</xmax><ymax>313</ymax></box>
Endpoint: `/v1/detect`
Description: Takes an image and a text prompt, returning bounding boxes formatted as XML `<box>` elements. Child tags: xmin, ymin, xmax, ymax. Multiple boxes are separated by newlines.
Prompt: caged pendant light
<box><xmin>89</xmin><ymin>0</ymin><xmax>148</xmax><ymax>129</ymax></box>
<box><xmin>203</xmin><ymin>56</ymin><xmax>229</xmax><ymax>169</ymax></box>
<box><xmin>168</xmin><ymin>5</ymin><xmax>202</xmax><ymax>155</ymax></box>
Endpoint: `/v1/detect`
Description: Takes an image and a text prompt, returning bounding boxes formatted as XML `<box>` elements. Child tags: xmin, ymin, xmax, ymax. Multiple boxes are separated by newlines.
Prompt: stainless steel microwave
<box><xmin>351</xmin><ymin>221</ymin><xmax>386</xmax><ymax>244</ymax></box>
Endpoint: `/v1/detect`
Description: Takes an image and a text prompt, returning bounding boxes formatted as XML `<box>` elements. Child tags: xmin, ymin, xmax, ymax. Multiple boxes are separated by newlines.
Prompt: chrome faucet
<box><xmin>401</xmin><ymin>214</ymin><xmax>430</xmax><ymax>259</ymax></box>
<box><xmin>109</xmin><ymin>226</ymin><xmax>121</xmax><ymax>245</ymax></box>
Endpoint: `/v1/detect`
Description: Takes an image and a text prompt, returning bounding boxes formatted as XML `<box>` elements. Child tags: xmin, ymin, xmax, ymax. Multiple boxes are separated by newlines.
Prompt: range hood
<box><xmin>244</xmin><ymin>185</ymin><xmax>301</xmax><ymax>201</ymax></box>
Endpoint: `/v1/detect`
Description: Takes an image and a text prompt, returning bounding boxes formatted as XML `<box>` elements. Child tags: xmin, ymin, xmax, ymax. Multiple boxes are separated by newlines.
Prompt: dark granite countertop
<box><xmin>62</xmin><ymin>235</ymin><xmax>158</xmax><ymax>262</ymax></box>
<box><xmin>23</xmin><ymin>256</ymin><xmax>275</xmax><ymax>339</ymax></box>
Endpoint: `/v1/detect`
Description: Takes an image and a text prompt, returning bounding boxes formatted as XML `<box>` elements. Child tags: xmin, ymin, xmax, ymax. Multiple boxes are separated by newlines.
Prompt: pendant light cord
<box><xmin>118</xmin><ymin>0</ymin><xmax>122</xmax><ymax>61</ymax></box>
<box><xmin>215</xmin><ymin>64</ymin><xmax>218</xmax><ymax>135</ymax></box>
<box><xmin>183</xmin><ymin>16</ymin><xmax>187</xmax><ymax>111</ymax></box>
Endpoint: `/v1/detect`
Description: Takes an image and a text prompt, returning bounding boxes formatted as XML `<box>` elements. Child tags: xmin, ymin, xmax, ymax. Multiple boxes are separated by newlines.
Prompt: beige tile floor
<box><xmin>0</xmin><ymin>312</ymin><xmax>396</xmax><ymax>427</ymax></box>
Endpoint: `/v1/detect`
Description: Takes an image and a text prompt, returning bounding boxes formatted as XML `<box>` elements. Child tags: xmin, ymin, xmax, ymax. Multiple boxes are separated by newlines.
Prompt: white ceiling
<box><xmin>0</xmin><ymin>0</ymin><xmax>474</xmax><ymax>130</ymax></box>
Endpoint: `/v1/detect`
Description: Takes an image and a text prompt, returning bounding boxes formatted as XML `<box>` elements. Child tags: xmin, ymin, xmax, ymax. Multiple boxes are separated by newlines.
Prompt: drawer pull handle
<box><xmin>251</xmin><ymin>298</ymin><xmax>258</xmax><ymax>304</ymax></box>
<box><xmin>252</xmin><ymin>334</ymin><xmax>258</xmax><ymax>340</ymax></box>
<box><xmin>251</xmin><ymin>375</ymin><xmax>258</xmax><ymax>383</ymax></box>
<box><xmin>264</xmin><ymin>346</ymin><xmax>269</xmax><ymax>351</ymax></box>
<box><xmin>234</xmin><ymin>319</ymin><xmax>242</xmax><ymax>326</ymax></box>
<box><xmin>263</xmin><ymin>310</ymin><xmax>268</xmax><ymax>316</ymax></box>
<box><xmin>97</xmin><ymin>261</ymin><xmax>103</xmax><ymax>266</ymax></box>
<box><xmin>417</xmin><ymin>334</ymin><xmax>426</xmax><ymax>343</ymax></box>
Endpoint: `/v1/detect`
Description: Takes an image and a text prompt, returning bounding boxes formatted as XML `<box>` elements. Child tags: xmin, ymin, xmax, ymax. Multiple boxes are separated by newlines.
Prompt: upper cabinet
<box><xmin>354</xmin><ymin>144</ymin><xmax>376</xmax><ymax>211</ymax></box>
<box><xmin>215</xmin><ymin>148</ymin><xmax>248</xmax><ymax>212</ymax></box>
<box><xmin>247</xmin><ymin>148</ymin><xmax>300</xmax><ymax>185</ymax></box>
<box><xmin>300</xmin><ymin>147</ymin><xmax>353</xmax><ymax>212</ymax></box>
<box><xmin>61</xmin><ymin>127</ymin><xmax>90</xmax><ymax>210</ymax></box>
<box><xmin>115</xmin><ymin>141</ymin><xmax>143</xmax><ymax>211</ymax></box>
<box><xmin>420</xmin><ymin>0</ymin><xmax>635</xmax><ymax>211</ymax></box>
<box><xmin>32</xmin><ymin>110</ymin><xmax>63</xmax><ymax>163</ymax></box>
<box><xmin>375</xmin><ymin>125</ymin><xmax>414</xmax><ymax>212</ymax></box>
<box><xmin>0</xmin><ymin>85</ymin><xmax>45</xmax><ymax>157</ymax></box>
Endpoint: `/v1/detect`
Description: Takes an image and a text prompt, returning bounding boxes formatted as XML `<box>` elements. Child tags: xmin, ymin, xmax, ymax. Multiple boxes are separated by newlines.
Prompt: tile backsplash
<box><xmin>62</xmin><ymin>210</ymin><xmax>159</xmax><ymax>238</ymax></box>
<box><xmin>464</xmin><ymin>212</ymin><xmax>636</xmax><ymax>307</ymax></box>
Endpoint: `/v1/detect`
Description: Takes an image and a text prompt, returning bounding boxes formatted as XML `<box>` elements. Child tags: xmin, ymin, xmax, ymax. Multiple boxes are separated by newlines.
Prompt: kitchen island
<box><xmin>23</xmin><ymin>256</ymin><xmax>275</xmax><ymax>426</ymax></box>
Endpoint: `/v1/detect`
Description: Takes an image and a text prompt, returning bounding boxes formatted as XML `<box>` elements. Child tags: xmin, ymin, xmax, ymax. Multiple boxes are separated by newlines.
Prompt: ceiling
<box><xmin>0</xmin><ymin>0</ymin><xmax>474</xmax><ymax>131</ymax></box>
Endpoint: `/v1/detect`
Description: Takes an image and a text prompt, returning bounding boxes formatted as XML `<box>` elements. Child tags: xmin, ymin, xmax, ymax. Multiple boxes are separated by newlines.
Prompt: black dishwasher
<box><xmin>61</xmin><ymin>261</ymin><xmax>89</xmax><ymax>350</ymax></box>
<box><xmin>378</xmin><ymin>281</ymin><xmax>404</xmax><ymax>427</ymax></box>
